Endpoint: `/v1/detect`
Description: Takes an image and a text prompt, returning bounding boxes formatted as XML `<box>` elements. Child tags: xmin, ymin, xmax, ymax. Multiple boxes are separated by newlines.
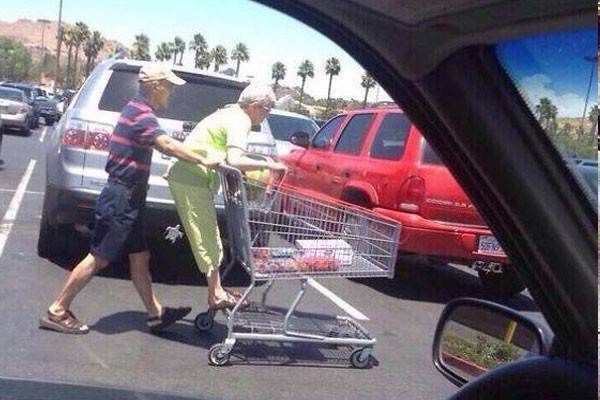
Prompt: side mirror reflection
<box><xmin>433</xmin><ymin>299</ymin><xmax>548</xmax><ymax>387</ymax></box>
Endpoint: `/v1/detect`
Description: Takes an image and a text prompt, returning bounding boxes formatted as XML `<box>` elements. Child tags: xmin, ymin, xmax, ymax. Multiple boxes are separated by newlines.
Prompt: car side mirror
<box><xmin>290</xmin><ymin>131</ymin><xmax>310</xmax><ymax>148</ymax></box>
<box><xmin>432</xmin><ymin>298</ymin><xmax>550</xmax><ymax>387</ymax></box>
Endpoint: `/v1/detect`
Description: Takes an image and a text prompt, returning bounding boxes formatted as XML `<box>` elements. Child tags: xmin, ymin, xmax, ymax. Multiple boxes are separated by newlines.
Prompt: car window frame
<box><xmin>310</xmin><ymin>115</ymin><xmax>345</xmax><ymax>150</ymax></box>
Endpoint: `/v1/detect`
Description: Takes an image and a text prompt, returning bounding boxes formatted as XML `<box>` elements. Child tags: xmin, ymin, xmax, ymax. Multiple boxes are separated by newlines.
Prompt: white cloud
<box><xmin>518</xmin><ymin>74</ymin><xmax>588</xmax><ymax>118</ymax></box>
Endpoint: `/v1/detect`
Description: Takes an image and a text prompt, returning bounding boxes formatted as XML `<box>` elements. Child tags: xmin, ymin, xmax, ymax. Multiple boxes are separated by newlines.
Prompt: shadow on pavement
<box><xmin>352</xmin><ymin>255</ymin><xmax>540</xmax><ymax>312</ymax></box>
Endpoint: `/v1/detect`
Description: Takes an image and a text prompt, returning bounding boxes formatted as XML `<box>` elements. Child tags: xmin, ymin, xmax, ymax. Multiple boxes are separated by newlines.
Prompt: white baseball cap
<box><xmin>139</xmin><ymin>65</ymin><xmax>186</xmax><ymax>85</ymax></box>
<box><xmin>238</xmin><ymin>82</ymin><xmax>276</xmax><ymax>105</ymax></box>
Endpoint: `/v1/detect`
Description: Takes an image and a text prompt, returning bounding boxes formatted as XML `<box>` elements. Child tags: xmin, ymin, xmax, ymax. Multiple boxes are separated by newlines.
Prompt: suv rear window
<box><xmin>369</xmin><ymin>113</ymin><xmax>411</xmax><ymax>160</ymax></box>
<box><xmin>421</xmin><ymin>140</ymin><xmax>444</xmax><ymax>165</ymax></box>
<box><xmin>266</xmin><ymin>114</ymin><xmax>318</xmax><ymax>141</ymax></box>
<box><xmin>0</xmin><ymin>88</ymin><xmax>23</xmax><ymax>102</ymax></box>
<box><xmin>98</xmin><ymin>69</ymin><xmax>246</xmax><ymax>123</ymax></box>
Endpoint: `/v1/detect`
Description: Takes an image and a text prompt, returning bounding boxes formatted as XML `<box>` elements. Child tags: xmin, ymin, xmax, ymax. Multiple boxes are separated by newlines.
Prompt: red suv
<box><xmin>281</xmin><ymin>106</ymin><xmax>524</xmax><ymax>297</ymax></box>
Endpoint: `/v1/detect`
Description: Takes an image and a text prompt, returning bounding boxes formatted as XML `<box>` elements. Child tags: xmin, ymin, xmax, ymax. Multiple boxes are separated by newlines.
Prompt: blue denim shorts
<box><xmin>90</xmin><ymin>180</ymin><xmax>148</xmax><ymax>262</ymax></box>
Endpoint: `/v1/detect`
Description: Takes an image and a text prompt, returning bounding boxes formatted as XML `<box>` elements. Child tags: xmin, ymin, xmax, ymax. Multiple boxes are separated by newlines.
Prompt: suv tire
<box><xmin>37</xmin><ymin>198</ymin><xmax>74</xmax><ymax>260</ymax></box>
<box><xmin>478</xmin><ymin>265</ymin><xmax>525</xmax><ymax>297</ymax></box>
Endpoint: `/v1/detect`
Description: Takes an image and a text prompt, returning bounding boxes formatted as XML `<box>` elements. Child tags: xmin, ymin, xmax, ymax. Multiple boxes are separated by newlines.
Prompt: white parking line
<box><xmin>0</xmin><ymin>189</ymin><xmax>44</xmax><ymax>195</ymax></box>
<box><xmin>39</xmin><ymin>127</ymin><xmax>48</xmax><ymax>143</ymax></box>
<box><xmin>307</xmin><ymin>278</ymin><xmax>369</xmax><ymax>321</ymax></box>
<box><xmin>0</xmin><ymin>160</ymin><xmax>36</xmax><ymax>259</ymax></box>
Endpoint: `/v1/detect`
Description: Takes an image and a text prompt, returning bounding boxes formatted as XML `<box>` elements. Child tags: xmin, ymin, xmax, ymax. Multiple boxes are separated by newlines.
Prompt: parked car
<box><xmin>262</xmin><ymin>109</ymin><xmax>319</xmax><ymax>156</ymax></box>
<box><xmin>38</xmin><ymin>57</ymin><xmax>275</xmax><ymax>259</ymax></box>
<box><xmin>35</xmin><ymin>96</ymin><xmax>60</xmax><ymax>126</ymax></box>
<box><xmin>260</xmin><ymin>0</ymin><xmax>596</xmax><ymax>398</ymax></box>
<box><xmin>0</xmin><ymin>82</ymin><xmax>41</xmax><ymax>128</ymax></box>
<box><xmin>281</xmin><ymin>106</ymin><xmax>523</xmax><ymax>296</ymax></box>
<box><xmin>0</xmin><ymin>86</ymin><xmax>34</xmax><ymax>135</ymax></box>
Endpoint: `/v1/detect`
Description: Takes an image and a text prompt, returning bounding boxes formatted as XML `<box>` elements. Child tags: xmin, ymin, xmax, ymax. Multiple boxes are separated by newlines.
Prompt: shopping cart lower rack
<box><xmin>196</xmin><ymin>165</ymin><xmax>401</xmax><ymax>368</ymax></box>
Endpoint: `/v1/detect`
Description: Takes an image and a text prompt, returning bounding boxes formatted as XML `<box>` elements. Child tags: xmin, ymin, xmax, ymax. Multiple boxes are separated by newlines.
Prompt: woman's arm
<box><xmin>226</xmin><ymin>147</ymin><xmax>286</xmax><ymax>172</ymax></box>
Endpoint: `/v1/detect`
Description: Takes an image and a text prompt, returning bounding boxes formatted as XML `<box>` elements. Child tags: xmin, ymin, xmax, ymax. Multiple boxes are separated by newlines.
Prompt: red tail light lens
<box><xmin>397</xmin><ymin>176</ymin><xmax>425</xmax><ymax>213</ymax></box>
<box><xmin>61</xmin><ymin>119</ymin><xmax>113</xmax><ymax>151</ymax></box>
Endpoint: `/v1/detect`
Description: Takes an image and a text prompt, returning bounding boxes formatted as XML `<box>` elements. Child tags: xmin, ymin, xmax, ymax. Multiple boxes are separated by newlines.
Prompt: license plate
<box><xmin>478</xmin><ymin>235</ymin><xmax>506</xmax><ymax>256</ymax></box>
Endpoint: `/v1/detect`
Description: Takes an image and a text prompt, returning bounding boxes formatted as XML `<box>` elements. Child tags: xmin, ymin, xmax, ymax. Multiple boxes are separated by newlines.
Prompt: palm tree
<box><xmin>197</xmin><ymin>51</ymin><xmax>212</xmax><ymax>70</ymax></box>
<box><xmin>72</xmin><ymin>22</ymin><xmax>90</xmax><ymax>87</ymax></box>
<box><xmin>211</xmin><ymin>45</ymin><xmax>228</xmax><ymax>72</ymax></box>
<box><xmin>189</xmin><ymin>33</ymin><xmax>208</xmax><ymax>69</ymax></box>
<box><xmin>588</xmin><ymin>105</ymin><xmax>598</xmax><ymax>136</ymax></box>
<box><xmin>231</xmin><ymin>42</ymin><xmax>249</xmax><ymax>77</ymax></box>
<box><xmin>154</xmin><ymin>42</ymin><xmax>173</xmax><ymax>62</ymax></box>
<box><xmin>173</xmin><ymin>36</ymin><xmax>185</xmax><ymax>65</ymax></box>
<box><xmin>360</xmin><ymin>72</ymin><xmax>376</xmax><ymax>106</ymax></box>
<box><xmin>325</xmin><ymin>57</ymin><xmax>341</xmax><ymax>107</ymax></box>
<box><xmin>62</xmin><ymin>27</ymin><xmax>76</xmax><ymax>88</ymax></box>
<box><xmin>297</xmin><ymin>60</ymin><xmax>314</xmax><ymax>106</ymax></box>
<box><xmin>535</xmin><ymin>97</ymin><xmax>558</xmax><ymax>133</ymax></box>
<box><xmin>271</xmin><ymin>61</ymin><xmax>286</xmax><ymax>89</ymax></box>
<box><xmin>131</xmin><ymin>34</ymin><xmax>151</xmax><ymax>61</ymax></box>
<box><xmin>84</xmin><ymin>31</ymin><xmax>104</xmax><ymax>75</ymax></box>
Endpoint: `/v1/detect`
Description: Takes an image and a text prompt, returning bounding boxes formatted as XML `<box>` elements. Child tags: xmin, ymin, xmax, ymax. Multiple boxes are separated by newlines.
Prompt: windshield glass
<box><xmin>496</xmin><ymin>28</ymin><xmax>598</xmax><ymax>201</ymax></box>
<box><xmin>266</xmin><ymin>113</ymin><xmax>319</xmax><ymax>140</ymax></box>
<box><xmin>0</xmin><ymin>88</ymin><xmax>23</xmax><ymax>102</ymax></box>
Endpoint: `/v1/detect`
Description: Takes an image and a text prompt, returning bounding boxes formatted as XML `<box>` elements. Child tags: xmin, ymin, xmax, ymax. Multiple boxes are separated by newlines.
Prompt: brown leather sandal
<box><xmin>39</xmin><ymin>310</ymin><xmax>90</xmax><ymax>334</ymax></box>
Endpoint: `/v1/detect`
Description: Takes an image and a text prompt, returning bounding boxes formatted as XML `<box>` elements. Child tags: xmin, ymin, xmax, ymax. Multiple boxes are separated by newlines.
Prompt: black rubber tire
<box><xmin>194</xmin><ymin>312</ymin><xmax>215</xmax><ymax>333</ymax></box>
<box><xmin>208</xmin><ymin>343</ymin><xmax>230</xmax><ymax>366</ymax></box>
<box><xmin>478</xmin><ymin>265</ymin><xmax>525</xmax><ymax>298</ymax></box>
<box><xmin>350</xmin><ymin>348</ymin><xmax>374</xmax><ymax>369</ymax></box>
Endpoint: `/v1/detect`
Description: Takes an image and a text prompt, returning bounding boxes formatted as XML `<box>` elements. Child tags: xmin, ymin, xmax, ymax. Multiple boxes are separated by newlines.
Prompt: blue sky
<box><xmin>3</xmin><ymin>0</ymin><xmax>390</xmax><ymax>101</ymax></box>
<box><xmin>497</xmin><ymin>28</ymin><xmax>598</xmax><ymax>118</ymax></box>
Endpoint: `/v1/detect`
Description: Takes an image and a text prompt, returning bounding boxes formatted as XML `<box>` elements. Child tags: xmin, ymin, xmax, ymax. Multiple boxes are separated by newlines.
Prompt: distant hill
<box><xmin>0</xmin><ymin>18</ymin><xmax>123</xmax><ymax>63</ymax></box>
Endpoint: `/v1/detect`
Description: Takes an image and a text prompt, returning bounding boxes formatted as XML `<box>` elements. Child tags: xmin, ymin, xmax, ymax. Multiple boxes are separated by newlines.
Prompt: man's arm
<box><xmin>153</xmin><ymin>135</ymin><xmax>220</xmax><ymax>167</ymax></box>
<box><xmin>226</xmin><ymin>147</ymin><xmax>286</xmax><ymax>172</ymax></box>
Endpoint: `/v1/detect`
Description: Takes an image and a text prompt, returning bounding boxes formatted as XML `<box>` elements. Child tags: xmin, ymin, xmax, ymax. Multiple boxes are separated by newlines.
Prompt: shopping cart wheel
<box><xmin>194</xmin><ymin>311</ymin><xmax>215</xmax><ymax>332</ymax></box>
<box><xmin>208</xmin><ymin>343</ymin><xmax>230</xmax><ymax>366</ymax></box>
<box><xmin>350</xmin><ymin>348</ymin><xmax>374</xmax><ymax>369</ymax></box>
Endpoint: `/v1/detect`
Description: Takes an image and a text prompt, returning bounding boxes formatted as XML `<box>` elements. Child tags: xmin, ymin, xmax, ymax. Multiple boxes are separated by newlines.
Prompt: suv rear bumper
<box><xmin>44</xmin><ymin>185</ymin><xmax>227</xmax><ymax>237</ymax></box>
<box><xmin>374</xmin><ymin>207</ymin><xmax>510</xmax><ymax>264</ymax></box>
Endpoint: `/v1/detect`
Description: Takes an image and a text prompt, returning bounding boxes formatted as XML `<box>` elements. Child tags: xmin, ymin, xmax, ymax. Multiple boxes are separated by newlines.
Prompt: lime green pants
<box><xmin>167</xmin><ymin>162</ymin><xmax>222</xmax><ymax>277</ymax></box>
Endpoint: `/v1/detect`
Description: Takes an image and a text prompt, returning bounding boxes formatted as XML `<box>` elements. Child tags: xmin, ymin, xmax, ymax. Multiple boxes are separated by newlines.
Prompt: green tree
<box><xmin>173</xmin><ymin>36</ymin><xmax>185</xmax><ymax>65</ymax></box>
<box><xmin>211</xmin><ymin>45</ymin><xmax>228</xmax><ymax>72</ymax></box>
<box><xmin>154</xmin><ymin>42</ymin><xmax>173</xmax><ymax>62</ymax></box>
<box><xmin>297</xmin><ymin>59</ymin><xmax>314</xmax><ymax>106</ymax></box>
<box><xmin>131</xmin><ymin>33</ymin><xmax>151</xmax><ymax>61</ymax></box>
<box><xmin>0</xmin><ymin>38</ymin><xmax>32</xmax><ymax>81</ymax></box>
<box><xmin>325</xmin><ymin>57</ymin><xmax>341</xmax><ymax>108</ymax></box>
<box><xmin>189</xmin><ymin>33</ymin><xmax>208</xmax><ymax>69</ymax></box>
<box><xmin>84</xmin><ymin>31</ymin><xmax>104</xmax><ymax>75</ymax></box>
<box><xmin>271</xmin><ymin>61</ymin><xmax>286</xmax><ymax>89</ymax></box>
<box><xmin>72</xmin><ymin>22</ymin><xmax>90</xmax><ymax>87</ymax></box>
<box><xmin>360</xmin><ymin>72</ymin><xmax>376</xmax><ymax>106</ymax></box>
<box><xmin>62</xmin><ymin>26</ymin><xmax>76</xmax><ymax>88</ymax></box>
<box><xmin>588</xmin><ymin>105</ymin><xmax>598</xmax><ymax>136</ymax></box>
<box><xmin>231</xmin><ymin>42</ymin><xmax>249</xmax><ymax>77</ymax></box>
<box><xmin>534</xmin><ymin>97</ymin><xmax>558</xmax><ymax>134</ymax></box>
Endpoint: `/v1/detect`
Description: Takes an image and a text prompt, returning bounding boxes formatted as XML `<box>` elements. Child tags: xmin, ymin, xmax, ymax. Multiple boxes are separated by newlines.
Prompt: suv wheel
<box><xmin>21</xmin><ymin>121</ymin><xmax>31</xmax><ymax>136</ymax></box>
<box><xmin>477</xmin><ymin>264</ymin><xmax>525</xmax><ymax>297</ymax></box>
<box><xmin>37</xmin><ymin>198</ymin><xmax>75</xmax><ymax>260</ymax></box>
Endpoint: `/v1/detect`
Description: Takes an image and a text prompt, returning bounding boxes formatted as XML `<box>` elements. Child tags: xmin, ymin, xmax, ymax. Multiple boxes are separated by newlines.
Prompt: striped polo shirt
<box><xmin>105</xmin><ymin>94</ymin><xmax>166</xmax><ymax>185</ymax></box>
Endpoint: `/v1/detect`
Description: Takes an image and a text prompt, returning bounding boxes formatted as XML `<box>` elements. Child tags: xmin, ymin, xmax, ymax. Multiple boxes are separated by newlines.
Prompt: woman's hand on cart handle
<box><xmin>268</xmin><ymin>160</ymin><xmax>287</xmax><ymax>171</ymax></box>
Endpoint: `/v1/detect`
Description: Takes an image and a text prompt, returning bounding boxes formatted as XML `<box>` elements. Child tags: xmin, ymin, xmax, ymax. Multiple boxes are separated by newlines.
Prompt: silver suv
<box><xmin>38</xmin><ymin>56</ymin><xmax>271</xmax><ymax>259</ymax></box>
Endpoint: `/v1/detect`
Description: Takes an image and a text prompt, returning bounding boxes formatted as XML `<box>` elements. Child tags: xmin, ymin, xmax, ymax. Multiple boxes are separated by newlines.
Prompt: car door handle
<box><xmin>315</xmin><ymin>162</ymin><xmax>321</xmax><ymax>171</ymax></box>
<box><xmin>341</xmin><ymin>169</ymin><xmax>351</xmax><ymax>178</ymax></box>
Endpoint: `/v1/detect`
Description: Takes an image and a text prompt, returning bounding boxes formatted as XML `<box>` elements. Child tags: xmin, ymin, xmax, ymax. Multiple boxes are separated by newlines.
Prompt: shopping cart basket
<box><xmin>196</xmin><ymin>165</ymin><xmax>401</xmax><ymax>368</ymax></box>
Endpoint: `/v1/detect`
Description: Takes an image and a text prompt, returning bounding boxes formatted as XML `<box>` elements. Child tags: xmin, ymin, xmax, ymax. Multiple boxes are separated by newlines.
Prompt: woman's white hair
<box><xmin>238</xmin><ymin>83</ymin><xmax>276</xmax><ymax>108</ymax></box>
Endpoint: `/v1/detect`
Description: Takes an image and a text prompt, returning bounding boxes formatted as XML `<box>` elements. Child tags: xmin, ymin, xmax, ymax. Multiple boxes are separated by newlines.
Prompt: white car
<box><xmin>262</xmin><ymin>109</ymin><xmax>319</xmax><ymax>156</ymax></box>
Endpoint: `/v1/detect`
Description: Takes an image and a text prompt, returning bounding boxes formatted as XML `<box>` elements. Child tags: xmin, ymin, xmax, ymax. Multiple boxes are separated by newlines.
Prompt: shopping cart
<box><xmin>196</xmin><ymin>164</ymin><xmax>401</xmax><ymax>368</ymax></box>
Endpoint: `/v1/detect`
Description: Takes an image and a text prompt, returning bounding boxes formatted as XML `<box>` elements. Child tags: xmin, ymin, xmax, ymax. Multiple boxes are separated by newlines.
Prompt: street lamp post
<box><xmin>54</xmin><ymin>0</ymin><xmax>64</xmax><ymax>95</ymax></box>
<box><xmin>579</xmin><ymin>54</ymin><xmax>598</xmax><ymax>133</ymax></box>
<box><xmin>37</xmin><ymin>18</ymin><xmax>51</xmax><ymax>83</ymax></box>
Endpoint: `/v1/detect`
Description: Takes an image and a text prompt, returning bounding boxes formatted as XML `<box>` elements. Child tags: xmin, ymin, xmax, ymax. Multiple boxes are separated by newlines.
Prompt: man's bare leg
<box><xmin>129</xmin><ymin>251</ymin><xmax>161</xmax><ymax>318</ymax></box>
<box><xmin>48</xmin><ymin>253</ymin><xmax>109</xmax><ymax>315</ymax></box>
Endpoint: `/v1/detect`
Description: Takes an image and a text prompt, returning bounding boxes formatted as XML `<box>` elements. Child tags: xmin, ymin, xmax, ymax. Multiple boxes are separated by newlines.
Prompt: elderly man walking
<box><xmin>39</xmin><ymin>65</ymin><xmax>219</xmax><ymax>334</ymax></box>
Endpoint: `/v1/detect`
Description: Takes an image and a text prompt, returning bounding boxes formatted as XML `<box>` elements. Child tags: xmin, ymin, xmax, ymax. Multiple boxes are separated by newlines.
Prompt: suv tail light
<box><xmin>397</xmin><ymin>176</ymin><xmax>425</xmax><ymax>213</ymax></box>
<box><xmin>61</xmin><ymin>118</ymin><xmax>113</xmax><ymax>151</ymax></box>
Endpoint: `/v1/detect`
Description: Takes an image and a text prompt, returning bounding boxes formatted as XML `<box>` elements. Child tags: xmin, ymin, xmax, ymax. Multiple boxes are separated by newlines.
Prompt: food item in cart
<box><xmin>297</xmin><ymin>256</ymin><xmax>340</xmax><ymax>272</ymax></box>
